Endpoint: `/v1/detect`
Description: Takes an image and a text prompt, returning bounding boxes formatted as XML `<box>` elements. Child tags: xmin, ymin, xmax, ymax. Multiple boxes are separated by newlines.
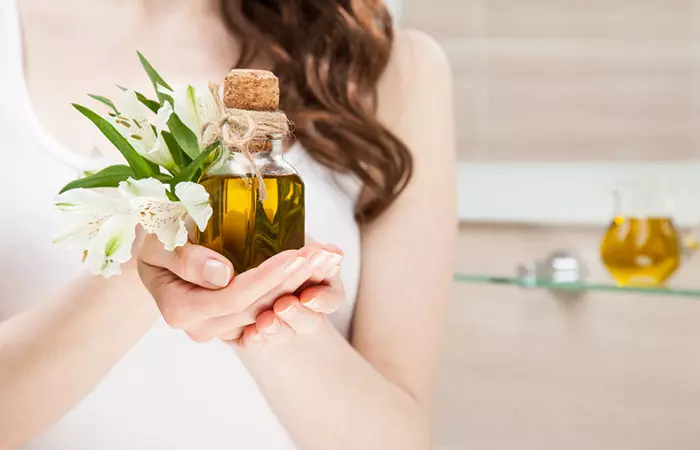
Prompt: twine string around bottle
<box><xmin>200</xmin><ymin>83</ymin><xmax>290</xmax><ymax>200</ymax></box>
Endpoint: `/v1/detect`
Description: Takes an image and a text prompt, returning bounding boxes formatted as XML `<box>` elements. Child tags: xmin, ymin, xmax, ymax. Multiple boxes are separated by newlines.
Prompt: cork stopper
<box><xmin>224</xmin><ymin>69</ymin><xmax>280</xmax><ymax>111</ymax></box>
<box><xmin>248</xmin><ymin>139</ymin><xmax>273</xmax><ymax>153</ymax></box>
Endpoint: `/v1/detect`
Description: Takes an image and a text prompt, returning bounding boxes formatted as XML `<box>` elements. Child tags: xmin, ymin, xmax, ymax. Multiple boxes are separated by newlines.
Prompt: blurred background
<box><xmin>393</xmin><ymin>1</ymin><xmax>700</xmax><ymax>449</ymax></box>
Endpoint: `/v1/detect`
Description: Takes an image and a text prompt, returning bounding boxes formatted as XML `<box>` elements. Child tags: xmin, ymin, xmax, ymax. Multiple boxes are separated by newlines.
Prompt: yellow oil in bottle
<box><xmin>196</xmin><ymin>174</ymin><xmax>305</xmax><ymax>274</ymax></box>
<box><xmin>600</xmin><ymin>216</ymin><xmax>680</xmax><ymax>286</ymax></box>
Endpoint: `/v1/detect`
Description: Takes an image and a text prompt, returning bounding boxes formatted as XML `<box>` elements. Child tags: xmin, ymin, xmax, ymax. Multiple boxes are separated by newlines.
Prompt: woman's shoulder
<box><xmin>391</xmin><ymin>29</ymin><xmax>450</xmax><ymax>71</ymax></box>
<box><xmin>379</xmin><ymin>30</ymin><xmax>451</xmax><ymax>96</ymax></box>
<box><xmin>377</xmin><ymin>29</ymin><xmax>452</xmax><ymax>126</ymax></box>
<box><xmin>374</xmin><ymin>28</ymin><xmax>455</xmax><ymax>197</ymax></box>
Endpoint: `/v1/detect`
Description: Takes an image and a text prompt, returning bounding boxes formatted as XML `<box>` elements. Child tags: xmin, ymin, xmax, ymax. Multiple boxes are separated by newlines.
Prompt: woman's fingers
<box><xmin>218</xmin><ymin>326</ymin><xmax>247</xmax><ymax>342</ymax></box>
<box><xmin>299</xmin><ymin>276</ymin><xmax>346</xmax><ymax>314</ymax></box>
<box><xmin>235</xmin><ymin>286</ymin><xmax>345</xmax><ymax>349</ymax></box>
<box><xmin>137</xmin><ymin>236</ymin><xmax>345</xmax><ymax>344</ymax></box>
<box><xmin>140</xmin><ymin>245</ymin><xmax>331</xmax><ymax>330</ymax></box>
<box><xmin>285</xmin><ymin>244</ymin><xmax>343</xmax><ymax>294</ymax></box>
<box><xmin>224</xmin><ymin>250</ymin><xmax>308</xmax><ymax>307</ymax></box>
<box><xmin>224</xmin><ymin>251</ymin><xmax>315</xmax><ymax>319</ymax></box>
<box><xmin>236</xmin><ymin>324</ymin><xmax>265</xmax><ymax>350</ymax></box>
<box><xmin>189</xmin><ymin>310</ymin><xmax>253</xmax><ymax>342</ymax></box>
<box><xmin>274</xmin><ymin>295</ymin><xmax>325</xmax><ymax>335</ymax></box>
<box><xmin>307</xmin><ymin>250</ymin><xmax>343</xmax><ymax>283</ymax></box>
<box><xmin>183</xmin><ymin>257</ymin><xmax>342</xmax><ymax>343</ymax></box>
<box><xmin>256</xmin><ymin>310</ymin><xmax>295</xmax><ymax>343</ymax></box>
<box><xmin>232</xmin><ymin>297</ymin><xmax>327</xmax><ymax>349</ymax></box>
<box><xmin>244</xmin><ymin>246</ymin><xmax>341</xmax><ymax>309</ymax></box>
<box><xmin>297</xmin><ymin>242</ymin><xmax>343</xmax><ymax>281</ymax></box>
<box><xmin>138</xmin><ymin>248</ymin><xmax>298</xmax><ymax>329</ymax></box>
<box><xmin>139</xmin><ymin>235</ymin><xmax>233</xmax><ymax>289</ymax></box>
<box><xmin>227</xmin><ymin>311</ymin><xmax>295</xmax><ymax>349</ymax></box>
<box><xmin>185</xmin><ymin>264</ymin><xmax>311</xmax><ymax>342</ymax></box>
<box><xmin>225</xmin><ymin>271</ymin><xmax>346</xmax><ymax>347</ymax></box>
<box><xmin>148</xmin><ymin>250</ymin><xmax>307</xmax><ymax>328</ymax></box>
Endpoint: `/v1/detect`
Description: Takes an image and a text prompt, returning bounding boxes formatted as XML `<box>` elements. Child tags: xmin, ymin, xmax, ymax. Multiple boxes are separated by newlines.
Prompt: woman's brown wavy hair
<box><xmin>221</xmin><ymin>0</ymin><xmax>413</xmax><ymax>222</ymax></box>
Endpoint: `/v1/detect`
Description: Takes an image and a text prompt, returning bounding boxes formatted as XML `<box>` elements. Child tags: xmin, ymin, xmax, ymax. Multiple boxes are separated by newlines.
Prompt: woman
<box><xmin>0</xmin><ymin>0</ymin><xmax>455</xmax><ymax>448</ymax></box>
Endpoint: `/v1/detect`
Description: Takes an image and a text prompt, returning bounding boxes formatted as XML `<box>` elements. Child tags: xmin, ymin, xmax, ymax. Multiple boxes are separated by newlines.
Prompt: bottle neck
<box><xmin>204</xmin><ymin>137</ymin><xmax>295</xmax><ymax>179</ymax></box>
<box><xmin>269</xmin><ymin>137</ymin><xmax>284</xmax><ymax>157</ymax></box>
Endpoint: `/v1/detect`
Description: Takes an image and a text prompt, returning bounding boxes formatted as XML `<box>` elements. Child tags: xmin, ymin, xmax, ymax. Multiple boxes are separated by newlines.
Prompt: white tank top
<box><xmin>0</xmin><ymin>1</ymin><xmax>362</xmax><ymax>448</ymax></box>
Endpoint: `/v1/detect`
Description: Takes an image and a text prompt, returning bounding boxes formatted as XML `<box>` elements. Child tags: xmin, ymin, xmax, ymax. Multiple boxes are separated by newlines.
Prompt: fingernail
<box><xmin>309</xmin><ymin>251</ymin><xmax>332</xmax><ymax>269</ymax></box>
<box><xmin>278</xmin><ymin>302</ymin><xmax>299</xmax><ymax>320</ymax></box>
<box><xmin>203</xmin><ymin>260</ymin><xmax>232</xmax><ymax>287</ymax></box>
<box><xmin>324</xmin><ymin>253</ymin><xmax>343</xmax><ymax>271</ymax></box>
<box><xmin>325</xmin><ymin>254</ymin><xmax>343</xmax><ymax>270</ymax></box>
<box><xmin>301</xmin><ymin>297</ymin><xmax>319</xmax><ymax>310</ymax></box>
<box><xmin>284</xmin><ymin>257</ymin><xmax>307</xmax><ymax>275</ymax></box>
<box><xmin>264</xmin><ymin>318</ymin><xmax>280</xmax><ymax>334</ymax></box>
<box><xmin>251</xmin><ymin>332</ymin><xmax>264</xmax><ymax>342</ymax></box>
<box><xmin>326</xmin><ymin>266</ymin><xmax>340</xmax><ymax>279</ymax></box>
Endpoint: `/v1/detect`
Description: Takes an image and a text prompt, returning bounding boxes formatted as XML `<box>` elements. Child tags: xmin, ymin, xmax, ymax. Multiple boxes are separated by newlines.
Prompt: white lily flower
<box><xmin>53</xmin><ymin>188</ymin><xmax>125</xmax><ymax>249</ymax></box>
<box><xmin>119</xmin><ymin>178</ymin><xmax>212</xmax><ymax>251</ymax></box>
<box><xmin>111</xmin><ymin>90</ymin><xmax>176</xmax><ymax>171</ymax></box>
<box><xmin>83</xmin><ymin>214</ymin><xmax>138</xmax><ymax>278</ymax></box>
<box><xmin>55</xmin><ymin>177</ymin><xmax>213</xmax><ymax>277</ymax></box>
<box><xmin>54</xmin><ymin>188</ymin><xmax>137</xmax><ymax>277</ymax></box>
<box><xmin>170</xmin><ymin>84</ymin><xmax>220</xmax><ymax>147</ymax></box>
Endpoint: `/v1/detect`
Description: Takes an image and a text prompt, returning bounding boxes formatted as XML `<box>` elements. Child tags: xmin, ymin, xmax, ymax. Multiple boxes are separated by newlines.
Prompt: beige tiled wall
<box><xmin>402</xmin><ymin>0</ymin><xmax>700</xmax><ymax>161</ymax></box>
<box><xmin>400</xmin><ymin>3</ymin><xmax>700</xmax><ymax>448</ymax></box>
<box><xmin>435</xmin><ymin>225</ymin><xmax>700</xmax><ymax>449</ymax></box>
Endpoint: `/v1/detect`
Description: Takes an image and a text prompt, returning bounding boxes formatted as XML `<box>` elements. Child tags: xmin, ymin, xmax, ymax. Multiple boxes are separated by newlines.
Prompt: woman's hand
<box><xmin>236</xmin><ymin>270</ymin><xmax>345</xmax><ymax>350</ymax></box>
<box><xmin>137</xmin><ymin>235</ymin><xmax>343</xmax><ymax>342</ymax></box>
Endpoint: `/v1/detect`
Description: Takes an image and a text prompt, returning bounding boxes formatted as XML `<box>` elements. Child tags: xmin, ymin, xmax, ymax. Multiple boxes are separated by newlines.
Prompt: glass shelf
<box><xmin>454</xmin><ymin>273</ymin><xmax>700</xmax><ymax>298</ymax></box>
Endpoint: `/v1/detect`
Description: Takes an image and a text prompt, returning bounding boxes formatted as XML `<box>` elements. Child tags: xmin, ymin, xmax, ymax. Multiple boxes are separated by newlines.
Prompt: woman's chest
<box><xmin>0</xmin><ymin>123</ymin><xmax>85</xmax><ymax>317</ymax></box>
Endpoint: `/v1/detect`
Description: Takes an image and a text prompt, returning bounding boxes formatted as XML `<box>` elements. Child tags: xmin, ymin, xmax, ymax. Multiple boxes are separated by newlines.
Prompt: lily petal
<box><xmin>118</xmin><ymin>89</ymin><xmax>152</xmax><ymax>119</ymax></box>
<box><xmin>175</xmin><ymin>182</ymin><xmax>213</xmax><ymax>232</ymax></box>
<box><xmin>118</xmin><ymin>177</ymin><xmax>169</xmax><ymax>200</ymax></box>
<box><xmin>155</xmin><ymin>103</ymin><xmax>173</xmax><ymax>132</ymax></box>
<box><xmin>54</xmin><ymin>188</ymin><xmax>121</xmax><ymax>213</ymax></box>
<box><xmin>53</xmin><ymin>188</ymin><xmax>123</xmax><ymax>248</ymax></box>
<box><xmin>84</xmin><ymin>214</ymin><xmax>138</xmax><ymax>278</ymax></box>
<box><xmin>141</xmin><ymin>133</ymin><xmax>175</xmax><ymax>171</ymax></box>
<box><xmin>171</xmin><ymin>84</ymin><xmax>220</xmax><ymax>144</ymax></box>
<box><xmin>131</xmin><ymin>197</ymin><xmax>189</xmax><ymax>251</ymax></box>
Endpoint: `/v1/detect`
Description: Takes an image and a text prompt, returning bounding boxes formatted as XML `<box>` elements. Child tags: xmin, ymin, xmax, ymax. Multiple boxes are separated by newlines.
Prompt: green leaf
<box><xmin>59</xmin><ymin>165</ymin><xmax>134</xmax><ymax>193</ymax></box>
<box><xmin>167</xmin><ymin>114</ymin><xmax>200</xmax><ymax>160</ymax></box>
<box><xmin>137</xmin><ymin>51</ymin><xmax>173</xmax><ymax>104</ymax></box>
<box><xmin>166</xmin><ymin>190</ymin><xmax>179</xmax><ymax>202</ymax></box>
<box><xmin>161</xmin><ymin>131</ymin><xmax>191</xmax><ymax>171</ymax></box>
<box><xmin>117</xmin><ymin>85</ymin><xmax>161</xmax><ymax>113</ymax></box>
<box><xmin>144</xmin><ymin>159</ymin><xmax>161</xmax><ymax>174</ymax></box>
<box><xmin>136</xmin><ymin>92</ymin><xmax>161</xmax><ymax>113</ymax></box>
<box><xmin>153</xmin><ymin>173</ymin><xmax>174</xmax><ymax>183</ymax></box>
<box><xmin>172</xmin><ymin>141</ymin><xmax>220</xmax><ymax>185</ymax></box>
<box><xmin>88</xmin><ymin>94</ymin><xmax>119</xmax><ymax>114</ymax></box>
<box><xmin>72</xmin><ymin>104</ymin><xmax>154</xmax><ymax>179</ymax></box>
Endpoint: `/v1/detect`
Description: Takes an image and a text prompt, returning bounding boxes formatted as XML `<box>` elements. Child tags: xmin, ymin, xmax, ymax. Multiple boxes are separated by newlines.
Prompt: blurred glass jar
<box><xmin>600</xmin><ymin>180</ymin><xmax>694</xmax><ymax>286</ymax></box>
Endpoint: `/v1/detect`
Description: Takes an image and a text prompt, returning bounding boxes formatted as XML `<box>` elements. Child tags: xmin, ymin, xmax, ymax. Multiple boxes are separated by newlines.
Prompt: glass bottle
<box><xmin>600</xmin><ymin>180</ymin><xmax>680</xmax><ymax>286</ymax></box>
<box><xmin>196</xmin><ymin>134</ymin><xmax>305</xmax><ymax>274</ymax></box>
